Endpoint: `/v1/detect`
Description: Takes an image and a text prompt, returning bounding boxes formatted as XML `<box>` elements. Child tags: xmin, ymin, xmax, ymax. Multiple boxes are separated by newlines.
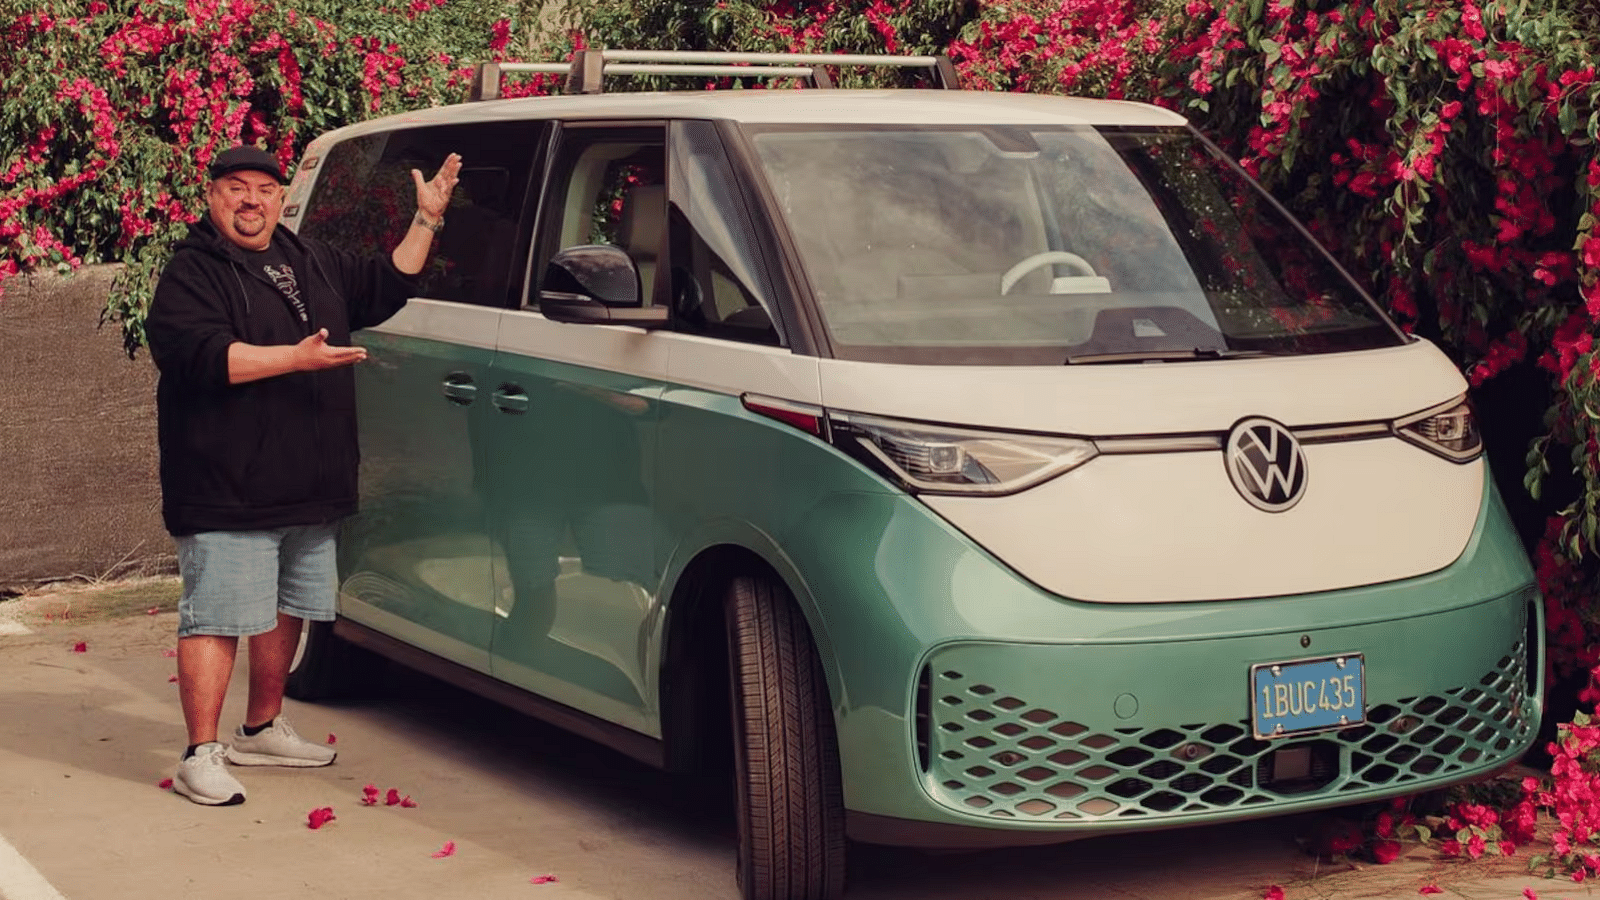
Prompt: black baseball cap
<box><xmin>209</xmin><ymin>145</ymin><xmax>287</xmax><ymax>184</ymax></box>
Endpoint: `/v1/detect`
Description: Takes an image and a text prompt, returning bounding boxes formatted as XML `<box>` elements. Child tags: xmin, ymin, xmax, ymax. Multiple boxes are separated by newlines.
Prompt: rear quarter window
<box><xmin>299</xmin><ymin>121</ymin><xmax>549</xmax><ymax>308</ymax></box>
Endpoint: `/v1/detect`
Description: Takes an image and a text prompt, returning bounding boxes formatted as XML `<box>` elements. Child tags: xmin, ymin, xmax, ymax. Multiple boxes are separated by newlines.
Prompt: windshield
<box><xmin>746</xmin><ymin>125</ymin><xmax>1405</xmax><ymax>365</ymax></box>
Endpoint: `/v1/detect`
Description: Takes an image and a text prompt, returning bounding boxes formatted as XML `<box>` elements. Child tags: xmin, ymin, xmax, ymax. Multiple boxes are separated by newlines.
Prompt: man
<box><xmin>144</xmin><ymin>144</ymin><xmax>461</xmax><ymax>805</ymax></box>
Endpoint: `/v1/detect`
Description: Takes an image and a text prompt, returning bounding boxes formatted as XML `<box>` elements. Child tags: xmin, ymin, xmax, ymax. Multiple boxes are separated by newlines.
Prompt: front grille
<box><xmin>923</xmin><ymin>640</ymin><xmax>1533</xmax><ymax>822</ymax></box>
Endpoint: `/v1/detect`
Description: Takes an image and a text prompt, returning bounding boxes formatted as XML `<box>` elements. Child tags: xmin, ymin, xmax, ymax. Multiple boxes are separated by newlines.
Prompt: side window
<box><xmin>534</xmin><ymin>126</ymin><xmax>666</xmax><ymax>308</ymax></box>
<box><xmin>298</xmin><ymin>133</ymin><xmax>395</xmax><ymax>259</ymax></box>
<box><xmin>300</xmin><ymin>121</ymin><xmax>547</xmax><ymax>308</ymax></box>
<box><xmin>666</xmin><ymin>121</ymin><xmax>785</xmax><ymax>346</ymax></box>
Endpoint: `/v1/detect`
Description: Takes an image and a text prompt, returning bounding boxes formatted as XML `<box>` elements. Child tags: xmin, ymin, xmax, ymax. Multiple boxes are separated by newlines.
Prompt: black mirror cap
<box><xmin>543</xmin><ymin>244</ymin><xmax>640</xmax><ymax>307</ymax></box>
<box><xmin>540</xmin><ymin>245</ymin><xmax>669</xmax><ymax>329</ymax></box>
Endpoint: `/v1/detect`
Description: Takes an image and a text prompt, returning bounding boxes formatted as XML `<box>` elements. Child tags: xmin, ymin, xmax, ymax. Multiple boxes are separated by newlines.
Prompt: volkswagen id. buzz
<box><xmin>281</xmin><ymin>49</ymin><xmax>1544</xmax><ymax>900</ymax></box>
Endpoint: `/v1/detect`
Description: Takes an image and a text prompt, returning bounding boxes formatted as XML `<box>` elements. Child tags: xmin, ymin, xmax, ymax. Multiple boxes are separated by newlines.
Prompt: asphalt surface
<box><xmin>0</xmin><ymin>594</ymin><xmax>1592</xmax><ymax>900</ymax></box>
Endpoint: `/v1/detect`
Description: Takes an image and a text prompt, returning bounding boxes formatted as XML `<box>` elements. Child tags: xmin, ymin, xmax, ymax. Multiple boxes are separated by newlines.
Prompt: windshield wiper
<box><xmin>1063</xmin><ymin>347</ymin><xmax>1272</xmax><ymax>365</ymax></box>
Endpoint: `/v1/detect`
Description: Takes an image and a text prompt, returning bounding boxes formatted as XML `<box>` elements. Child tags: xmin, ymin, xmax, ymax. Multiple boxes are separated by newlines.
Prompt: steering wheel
<box><xmin>1000</xmin><ymin>251</ymin><xmax>1099</xmax><ymax>295</ymax></box>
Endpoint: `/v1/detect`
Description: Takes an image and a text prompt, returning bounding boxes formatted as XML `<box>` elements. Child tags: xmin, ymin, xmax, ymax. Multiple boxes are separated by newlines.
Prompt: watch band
<box><xmin>413</xmin><ymin>211</ymin><xmax>444</xmax><ymax>234</ymax></box>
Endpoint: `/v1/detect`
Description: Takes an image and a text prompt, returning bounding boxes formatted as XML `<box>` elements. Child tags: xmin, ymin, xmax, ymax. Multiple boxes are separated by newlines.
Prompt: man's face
<box><xmin>207</xmin><ymin>170</ymin><xmax>284</xmax><ymax>251</ymax></box>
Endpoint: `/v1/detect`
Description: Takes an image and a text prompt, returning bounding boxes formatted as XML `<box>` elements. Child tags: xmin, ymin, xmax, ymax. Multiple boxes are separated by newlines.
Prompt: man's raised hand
<box><xmin>412</xmin><ymin>153</ymin><xmax>462</xmax><ymax>221</ymax></box>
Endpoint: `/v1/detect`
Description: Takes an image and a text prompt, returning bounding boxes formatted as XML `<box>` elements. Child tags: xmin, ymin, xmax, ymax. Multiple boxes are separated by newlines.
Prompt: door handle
<box><xmin>492</xmin><ymin>385</ymin><xmax>530</xmax><ymax>414</ymax></box>
<box><xmin>441</xmin><ymin>373</ymin><xmax>477</xmax><ymax>406</ymax></box>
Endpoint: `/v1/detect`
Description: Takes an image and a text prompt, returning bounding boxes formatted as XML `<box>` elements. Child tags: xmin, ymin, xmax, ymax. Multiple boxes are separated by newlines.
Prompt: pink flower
<box><xmin>361</xmin><ymin>784</ymin><xmax>379</xmax><ymax>806</ymax></box>
<box><xmin>326</xmin><ymin>733</ymin><xmax>337</xmax><ymax>745</ymax></box>
<box><xmin>400</xmin><ymin>795</ymin><xmax>418</xmax><ymax>808</ymax></box>
<box><xmin>529</xmin><ymin>875</ymin><xmax>558</xmax><ymax>884</ymax></box>
<box><xmin>385</xmin><ymin>788</ymin><xmax>402</xmax><ymax>806</ymax></box>
<box><xmin>307</xmin><ymin>807</ymin><xmax>336</xmax><ymax>830</ymax></box>
<box><xmin>1524</xmin><ymin>889</ymin><xmax>1539</xmax><ymax>900</ymax></box>
<box><xmin>1375</xmin><ymin>812</ymin><xmax>1395</xmax><ymax>837</ymax></box>
<box><xmin>432</xmin><ymin>840</ymin><xmax>457</xmax><ymax>859</ymax></box>
<box><xmin>158</xmin><ymin>778</ymin><xmax>174</xmax><ymax>790</ymax></box>
<box><xmin>71</xmin><ymin>642</ymin><xmax>87</xmax><ymax>653</ymax></box>
<box><xmin>1371</xmin><ymin>840</ymin><xmax>1403</xmax><ymax>864</ymax></box>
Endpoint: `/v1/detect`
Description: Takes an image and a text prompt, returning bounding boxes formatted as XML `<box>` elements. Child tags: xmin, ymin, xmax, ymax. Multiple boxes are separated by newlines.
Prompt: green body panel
<box><xmin>483</xmin><ymin>352</ymin><xmax>664</xmax><ymax>733</ymax></box>
<box><xmin>342</xmin><ymin>331</ymin><xmax>498</xmax><ymax>672</ymax></box>
<box><xmin>354</xmin><ymin>356</ymin><xmax>1541</xmax><ymax>835</ymax></box>
<box><xmin>654</xmin><ymin>391</ymin><xmax>1538</xmax><ymax>831</ymax></box>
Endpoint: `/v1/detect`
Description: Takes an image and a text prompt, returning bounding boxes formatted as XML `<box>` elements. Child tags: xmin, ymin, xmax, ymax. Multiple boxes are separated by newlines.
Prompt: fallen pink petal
<box><xmin>432</xmin><ymin>840</ymin><xmax>457</xmax><ymax>859</ymax></box>
<box><xmin>360</xmin><ymin>783</ymin><xmax>380</xmax><ymax>806</ymax></box>
<box><xmin>158</xmin><ymin>778</ymin><xmax>173</xmax><ymax>790</ymax></box>
<box><xmin>529</xmin><ymin>875</ymin><xmax>558</xmax><ymax>884</ymax></box>
<box><xmin>162</xmin><ymin>649</ymin><xmax>178</xmax><ymax>658</ymax></box>
<box><xmin>1371</xmin><ymin>839</ymin><xmax>1403</xmax><ymax>865</ymax></box>
<box><xmin>1523</xmin><ymin>889</ymin><xmax>1539</xmax><ymax>900</ymax></box>
<box><xmin>400</xmin><ymin>795</ymin><xmax>418</xmax><ymax>808</ymax></box>
<box><xmin>386</xmin><ymin>788</ymin><xmax>402</xmax><ymax>806</ymax></box>
<box><xmin>307</xmin><ymin>807</ymin><xmax>336</xmax><ymax>830</ymax></box>
<box><xmin>1263</xmin><ymin>887</ymin><xmax>1285</xmax><ymax>900</ymax></box>
<box><xmin>71</xmin><ymin>641</ymin><xmax>87</xmax><ymax>653</ymax></box>
<box><xmin>326</xmin><ymin>733</ymin><xmax>337</xmax><ymax>745</ymax></box>
<box><xmin>145</xmin><ymin>607</ymin><xmax>158</xmax><ymax>615</ymax></box>
<box><xmin>167</xmin><ymin>674</ymin><xmax>178</xmax><ymax>683</ymax></box>
<box><xmin>1419</xmin><ymin>887</ymin><xmax>1442</xmax><ymax>896</ymax></box>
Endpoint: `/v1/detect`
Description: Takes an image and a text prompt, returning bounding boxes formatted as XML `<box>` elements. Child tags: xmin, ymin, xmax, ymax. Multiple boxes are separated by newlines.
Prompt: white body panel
<box><xmin>814</xmin><ymin>338</ymin><xmax>1480</xmax><ymax>603</ymax></box>
<box><xmin>365</xmin><ymin>298</ymin><xmax>499</xmax><ymax>350</ymax></box>
<box><xmin>926</xmin><ymin>442</ymin><xmax>1482</xmax><ymax>603</ymax></box>
<box><xmin>495</xmin><ymin>309</ymin><xmax>825</xmax><ymax>404</ymax></box>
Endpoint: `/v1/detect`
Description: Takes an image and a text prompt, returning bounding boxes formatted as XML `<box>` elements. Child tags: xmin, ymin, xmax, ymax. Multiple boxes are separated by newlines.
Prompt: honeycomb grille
<box><xmin>923</xmin><ymin>640</ymin><xmax>1533</xmax><ymax>822</ymax></box>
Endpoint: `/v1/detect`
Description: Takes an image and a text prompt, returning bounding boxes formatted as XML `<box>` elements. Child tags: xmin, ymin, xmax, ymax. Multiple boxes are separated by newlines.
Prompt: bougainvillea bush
<box><xmin>0</xmin><ymin>0</ymin><xmax>543</xmax><ymax>352</ymax></box>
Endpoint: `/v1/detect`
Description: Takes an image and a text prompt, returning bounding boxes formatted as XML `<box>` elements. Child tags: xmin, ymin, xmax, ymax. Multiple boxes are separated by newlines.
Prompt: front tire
<box><xmin>285</xmin><ymin>618</ymin><xmax>363</xmax><ymax>701</ymax></box>
<box><xmin>725</xmin><ymin>575</ymin><xmax>847</xmax><ymax>900</ymax></box>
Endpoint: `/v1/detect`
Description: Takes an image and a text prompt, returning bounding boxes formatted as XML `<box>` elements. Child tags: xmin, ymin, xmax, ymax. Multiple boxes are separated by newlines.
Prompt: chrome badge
<box><xmin>1225</xmin><ymin>417</ymin><xmax>1307</xmax><ymax>512</ymax></box>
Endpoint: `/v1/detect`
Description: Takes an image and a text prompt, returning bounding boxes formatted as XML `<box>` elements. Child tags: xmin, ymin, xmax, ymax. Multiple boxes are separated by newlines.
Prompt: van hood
<box><xmin>815</xmin><ymin>339</ymin><xmax>1481</xmax><ymax>603</ymax></box>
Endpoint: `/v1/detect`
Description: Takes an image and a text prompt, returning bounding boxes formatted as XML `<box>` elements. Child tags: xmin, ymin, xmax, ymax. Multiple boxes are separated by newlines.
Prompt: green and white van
<box><xmin>283</xmin><ymin>50</ymin><xmax>1543</xmax><ymax>900</ymax></box>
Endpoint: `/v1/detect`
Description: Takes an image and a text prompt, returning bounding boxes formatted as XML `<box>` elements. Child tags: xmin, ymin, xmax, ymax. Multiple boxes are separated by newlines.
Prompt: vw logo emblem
<box><xmin>1225</xmin><ymin>417</ymin><xmax>1307</xmax><ymax>513</ymax></box>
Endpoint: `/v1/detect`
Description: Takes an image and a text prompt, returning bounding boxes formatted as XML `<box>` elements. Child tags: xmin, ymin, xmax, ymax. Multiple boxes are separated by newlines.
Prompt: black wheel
<box><xmin>285</xmin><ymin>618</ymin><xmax>363</xmax><ymax>701</ymax></box>
<box><xmin>725</xmin><ymin>575</ymin><xmax>847</xmax><ymax>900</ymax></box>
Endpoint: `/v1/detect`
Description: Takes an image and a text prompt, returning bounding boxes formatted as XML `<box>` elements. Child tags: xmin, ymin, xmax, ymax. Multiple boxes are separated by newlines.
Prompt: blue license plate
<box><xmin>1250</xmin><ymin>655</ymin><xmax>1365</xmax><ymax>739</ymax></box>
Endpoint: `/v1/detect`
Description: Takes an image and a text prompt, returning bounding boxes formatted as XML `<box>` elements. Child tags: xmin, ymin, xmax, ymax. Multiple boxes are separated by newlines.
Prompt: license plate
<box><xmin>1250</xmin><ymin>655</ymin><xmax>1364</xmax><ymax>739</ymax></box>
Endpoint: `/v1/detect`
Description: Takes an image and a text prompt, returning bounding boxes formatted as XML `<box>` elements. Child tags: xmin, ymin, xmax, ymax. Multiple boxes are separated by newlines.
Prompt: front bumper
<box><xmin>916</xmin><ymin>588</ymin><xmax>1538</xmax><ymax>829</ymax></box>
<box><xmin>786</xmin><ymin>468</ymin><xmax>1543</xmax><ymax>847</ymax></box>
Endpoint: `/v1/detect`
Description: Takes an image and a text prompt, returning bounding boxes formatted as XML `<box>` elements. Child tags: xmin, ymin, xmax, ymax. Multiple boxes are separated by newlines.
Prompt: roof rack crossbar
<box><xmin>602</xmin><ymin>64</ymin><xmax>819</xmax><ymax>77</ymax></box>
<box><xmin>601</xmin><ymin>50</ymin><xmax>943</xmax><ymax>67</ymax></box>
<box><xmin>469</xmin><ymin>48</ymin><xmax>959</xmax><ymax>100</ymax></box>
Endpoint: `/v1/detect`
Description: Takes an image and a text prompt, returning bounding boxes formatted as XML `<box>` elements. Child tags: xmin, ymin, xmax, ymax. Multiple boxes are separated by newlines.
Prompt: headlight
<box><xmin>829</xmin><ymin>411</ymin><xmax>1098</xmax><ymax>495</ymax></box>
<box><xmin>1394</xmin><ymin>396</ymin><xmax>1481</xmax><ymax>462</ymax></box>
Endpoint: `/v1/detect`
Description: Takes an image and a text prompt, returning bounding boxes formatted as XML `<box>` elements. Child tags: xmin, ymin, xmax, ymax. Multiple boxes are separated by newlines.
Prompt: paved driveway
<box><xmin>0</xmin><ymin>590</ymin><xmax>1586</xmax><ymax>900</ymax></box>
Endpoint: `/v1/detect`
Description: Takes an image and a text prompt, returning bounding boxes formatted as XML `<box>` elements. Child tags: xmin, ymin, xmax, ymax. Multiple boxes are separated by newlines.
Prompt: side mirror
<box><xmin>539</xmin><ymin>245</ymin><xmax>669</xmax><ymax>328</ymax></box>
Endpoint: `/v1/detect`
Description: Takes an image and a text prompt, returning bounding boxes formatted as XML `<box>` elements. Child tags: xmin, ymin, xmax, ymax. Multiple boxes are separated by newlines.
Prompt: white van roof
<box><xmin>316</xmin><ymin>89</ymin><xmax>1189</xmax><ymax>144</ymax></box>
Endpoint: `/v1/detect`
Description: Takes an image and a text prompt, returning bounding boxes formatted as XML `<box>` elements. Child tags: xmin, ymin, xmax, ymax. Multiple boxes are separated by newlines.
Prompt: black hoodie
<box><xmin>145</xmin><ymin>218</ymin><xmax>416</xmax><ymax>536</ymax></box>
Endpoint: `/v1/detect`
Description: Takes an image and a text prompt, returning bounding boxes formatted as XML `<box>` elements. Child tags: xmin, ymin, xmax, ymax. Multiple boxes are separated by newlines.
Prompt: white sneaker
<box><xmin>225</xmin><ymin>716</ymin><xmax>337</xmax><ymax>767</ymax></box>
<box><xmin>173</xmin><ymin>742</ymin><xmax>246</xmax><ymax>806</ymax></box>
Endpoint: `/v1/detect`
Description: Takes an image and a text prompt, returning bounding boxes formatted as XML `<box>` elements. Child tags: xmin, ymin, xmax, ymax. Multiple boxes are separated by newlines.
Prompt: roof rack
<box><xmin>469</xmin><ymin>48</ymin><xmax>960</xmax><ymax>101</ymax></box>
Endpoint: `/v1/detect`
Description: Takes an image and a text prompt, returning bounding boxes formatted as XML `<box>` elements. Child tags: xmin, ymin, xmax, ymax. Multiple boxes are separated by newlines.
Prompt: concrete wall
<box><xmin>0</xmin><ymin>265</ymin><xmax>173</xmax><ymax>588</ymax></box>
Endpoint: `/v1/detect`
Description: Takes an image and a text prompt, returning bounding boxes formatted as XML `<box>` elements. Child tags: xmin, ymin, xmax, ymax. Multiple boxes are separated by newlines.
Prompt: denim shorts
<box><xmin>174</xmin><ymin>524</ymin><xmax>339</xmax><ymax>638</ymax></box>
